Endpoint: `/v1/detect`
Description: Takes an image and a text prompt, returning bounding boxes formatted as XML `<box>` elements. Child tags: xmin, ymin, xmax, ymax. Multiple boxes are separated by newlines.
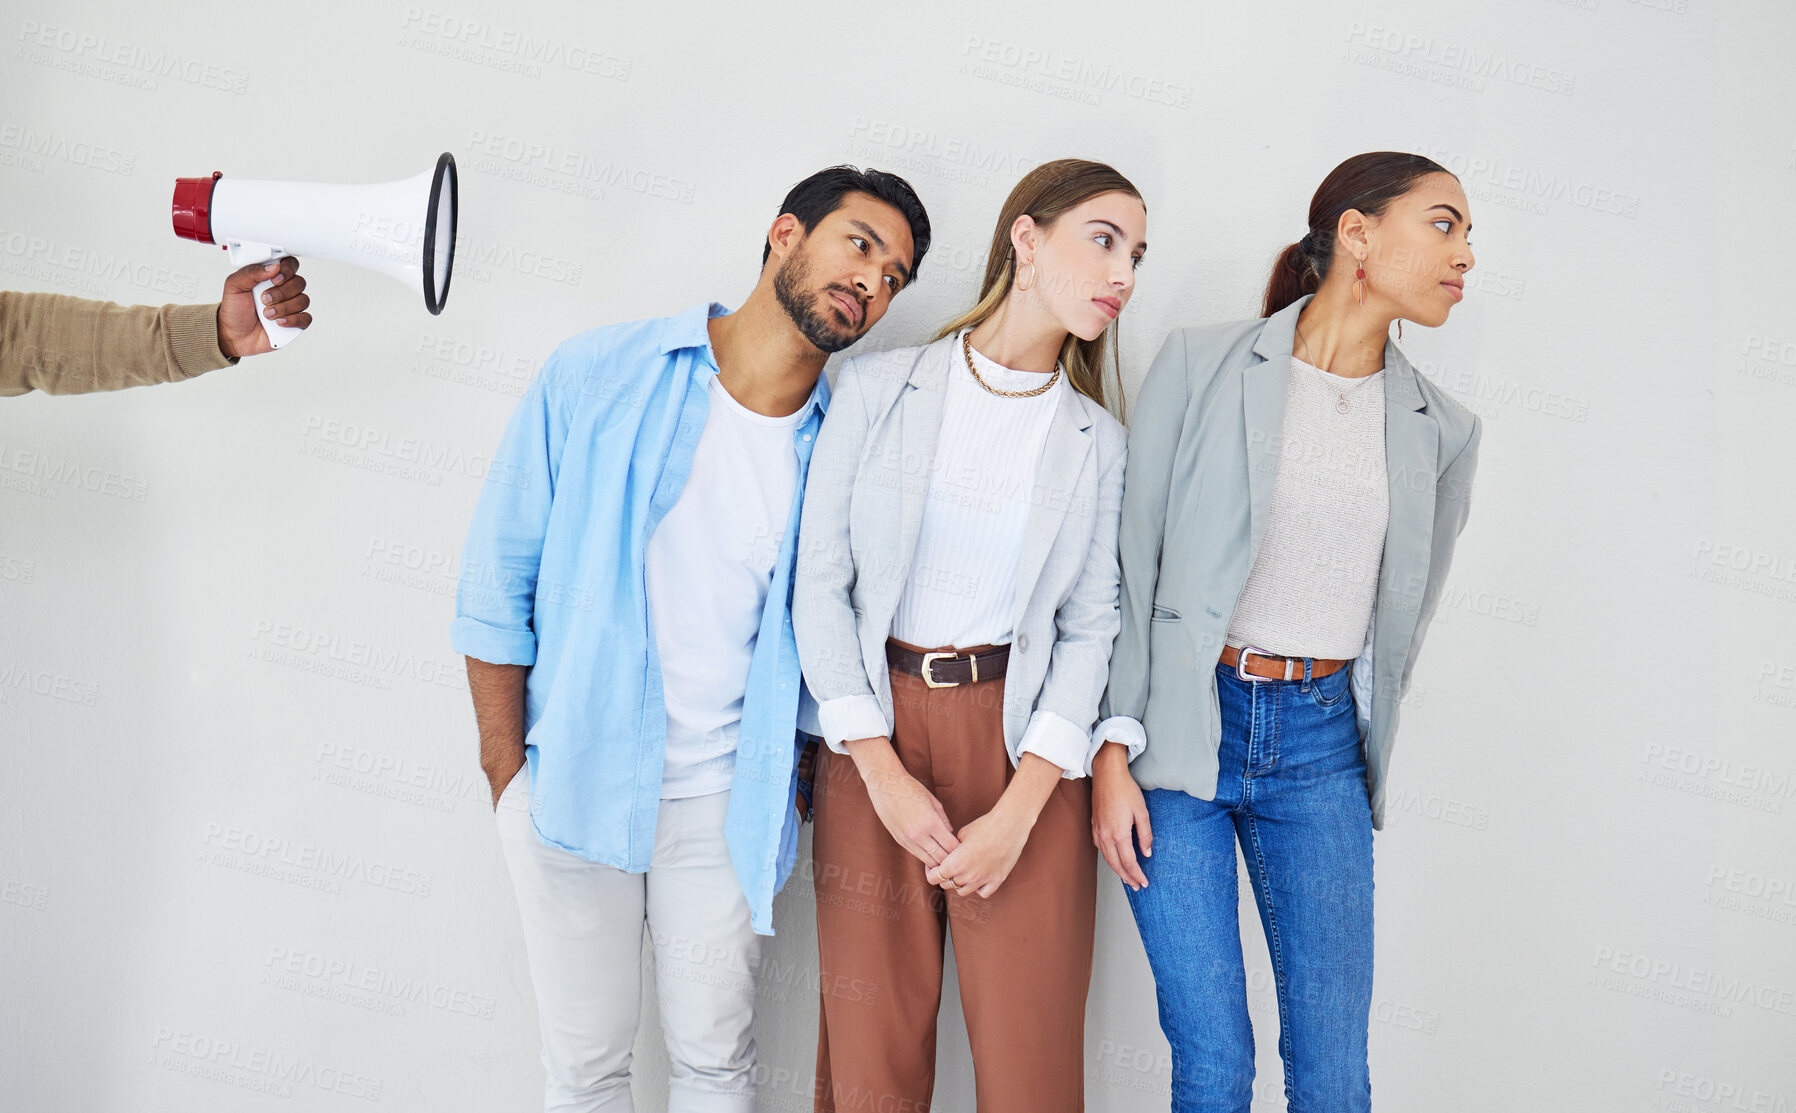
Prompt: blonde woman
<box><xmin>792</xmin><ymin>159</ymin><xmax>1146</xmax><ymax>1113</ymax></box>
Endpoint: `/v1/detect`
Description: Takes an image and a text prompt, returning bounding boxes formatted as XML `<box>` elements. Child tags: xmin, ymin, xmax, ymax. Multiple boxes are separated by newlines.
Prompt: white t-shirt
<box><xmin>647</xmin><ymin>372</ymin><xmax>805</xmax><ymax>799</ymax></box>
<box><xmin>890</xmin><ymin>332</ymin><xmax>1065</xmax><ymax>649</ymax></box>
<box><xmin>1225</xmin><ymin>355</ymin><xmax>1389</xmax><ymax>659</ymax></box>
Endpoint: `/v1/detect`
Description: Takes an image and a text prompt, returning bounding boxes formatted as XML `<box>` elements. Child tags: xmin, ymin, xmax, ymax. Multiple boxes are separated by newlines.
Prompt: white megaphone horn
<box><xmin>172</xmin><ymin>153</ymin><xmax>459</xmax><ymax>349</ymax></box>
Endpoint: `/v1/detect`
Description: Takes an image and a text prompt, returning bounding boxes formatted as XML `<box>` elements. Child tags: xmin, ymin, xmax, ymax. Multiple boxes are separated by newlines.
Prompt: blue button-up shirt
<box><xmin>450</xmin><ymin>301</ymin><xmax>829</xmax><ymax>935</ymax></box>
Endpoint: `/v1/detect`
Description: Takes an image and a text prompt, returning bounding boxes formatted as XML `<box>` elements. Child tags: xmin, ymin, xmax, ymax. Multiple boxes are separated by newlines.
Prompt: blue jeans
<box><xmin>1126</xmin><ymin>658</ymin><xmax>1374</xmax><ymax>1113</ymax></box>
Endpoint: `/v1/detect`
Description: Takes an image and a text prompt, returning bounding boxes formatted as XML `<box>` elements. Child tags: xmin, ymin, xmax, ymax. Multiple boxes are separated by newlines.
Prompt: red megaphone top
<box><xmin>171</xmin><ymin>172</ymin><xmax>224</xmax><ymax>245</ymax></box>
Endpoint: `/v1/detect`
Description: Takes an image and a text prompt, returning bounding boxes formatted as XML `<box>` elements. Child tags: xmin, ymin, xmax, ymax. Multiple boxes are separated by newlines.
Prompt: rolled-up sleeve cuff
<box><xmin>167</xmin><ymin>302</ymin><xmax>237</xmax><ymax>377</ymax></box>
<box><xmin>1088</xmin><ymin>715</ymin><xmax>1147</xmax><ymax>775</ymax></box>
<box><xmin>1019</xmin><ymin>709</ymin><xmax>1092</xmax><ymax>780</ymax></box>
<box><xmin>816</xmin><ymin>694</ymin><xmax>889</xmax><ymax>755</ymax></box>
<box><xmin>450</xmin><ymin>616</ymin><xmax>537</xmax><ymax>667</ymax></box>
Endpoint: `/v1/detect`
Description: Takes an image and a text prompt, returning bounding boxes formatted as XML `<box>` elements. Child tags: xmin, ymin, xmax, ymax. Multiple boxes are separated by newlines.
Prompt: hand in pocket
<box><xmin>490</xmin><ymin>763</ymin><xmax>525</xmax><ymax>813</ymax></box>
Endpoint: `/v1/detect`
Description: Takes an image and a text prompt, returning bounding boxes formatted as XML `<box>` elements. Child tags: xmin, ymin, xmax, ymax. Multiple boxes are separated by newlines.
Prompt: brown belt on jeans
<box><xmin>885</xmin><ymin>641</ymin><xmax>1010</xmax><ymax>688</ymax></box>
<box><xmin>1220</xmin><ymin>644</ymin><xmax>1350</xmax><ymax>681</ymax></box>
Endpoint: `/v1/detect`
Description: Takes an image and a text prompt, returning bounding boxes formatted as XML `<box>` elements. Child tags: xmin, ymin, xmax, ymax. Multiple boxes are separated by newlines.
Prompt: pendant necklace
<box><xmin>1295</xmin><ymin>322</ymin><xmax>1378</xmax><ymax>414</ymax></box>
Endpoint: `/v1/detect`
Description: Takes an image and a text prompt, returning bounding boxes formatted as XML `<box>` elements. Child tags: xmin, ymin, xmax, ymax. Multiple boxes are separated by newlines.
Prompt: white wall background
<box><xmin>2</xmin><ymin>1</ymin><xmax>1791</xmax><ymax>1109</ymax></box>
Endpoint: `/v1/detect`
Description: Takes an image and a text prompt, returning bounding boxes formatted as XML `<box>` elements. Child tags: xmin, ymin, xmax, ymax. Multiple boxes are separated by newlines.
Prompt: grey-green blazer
<box><xmin>1100</xmin><ymin>292</ymin><xmax>1483</xmax><ymax>829</ymax></box>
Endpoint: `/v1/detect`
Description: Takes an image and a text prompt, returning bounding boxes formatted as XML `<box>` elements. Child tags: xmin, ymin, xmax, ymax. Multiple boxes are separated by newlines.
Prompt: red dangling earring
<box><xmin>1353</xmin><ymin>260</ymin><xmax>1367</xmax><ymax>306</ymax></box>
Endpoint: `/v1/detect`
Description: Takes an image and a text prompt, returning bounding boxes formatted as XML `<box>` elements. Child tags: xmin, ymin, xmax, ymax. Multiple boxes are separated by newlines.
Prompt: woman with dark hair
<box><xmin>793</xmin><ymin>158</ymin><xmax>1145</xmax><ymax>1112</ymax></box>
<box><xmin>1089</xmin><ymin>151</ymin><xmax>1483</xmax><ymax>1111</ymax></box>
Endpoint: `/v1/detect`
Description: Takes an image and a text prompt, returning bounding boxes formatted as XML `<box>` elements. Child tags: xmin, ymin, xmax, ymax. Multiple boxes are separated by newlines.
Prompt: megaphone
<box><xmin>172</xmin><ymin>153</ymin><xmax>458</xmax><ymax>349</ymax></box>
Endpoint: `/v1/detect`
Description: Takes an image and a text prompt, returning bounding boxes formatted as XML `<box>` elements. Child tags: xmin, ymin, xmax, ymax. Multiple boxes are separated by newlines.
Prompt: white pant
<box><xmin>495</xmin><ymin>768</ymin><xmax>762</xmax><ymax>1113</ymax></box>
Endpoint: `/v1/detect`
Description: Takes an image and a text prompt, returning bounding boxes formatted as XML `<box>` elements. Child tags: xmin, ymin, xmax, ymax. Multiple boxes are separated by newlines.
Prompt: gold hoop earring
<box><xmin>1016</xmin><ymin>262</ymin><xmax>1036</xmax><ymax>293</ymax></box>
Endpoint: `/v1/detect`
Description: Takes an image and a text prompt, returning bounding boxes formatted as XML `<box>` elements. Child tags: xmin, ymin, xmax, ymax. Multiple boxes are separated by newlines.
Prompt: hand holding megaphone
<box><xmin>172</xmin><ymin>153</ymin><xmax>459</xmax><ymax>350</ymax></box>
<box><xmin>216</xmin><ymin>256</ymin><xmax>311</xmax><ymax>358</ymax></box>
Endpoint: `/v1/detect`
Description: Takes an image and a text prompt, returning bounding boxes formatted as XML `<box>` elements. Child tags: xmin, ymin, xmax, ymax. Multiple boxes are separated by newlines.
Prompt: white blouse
<box><xmin>890</xmin><ymin>333</ymin><xmax>1065</xmax><ymax>649</ymax></box>
<box><xmin>882</xmin><ymin>333</ymin><xmax>1095</xmax><ymax>777</ymax></box>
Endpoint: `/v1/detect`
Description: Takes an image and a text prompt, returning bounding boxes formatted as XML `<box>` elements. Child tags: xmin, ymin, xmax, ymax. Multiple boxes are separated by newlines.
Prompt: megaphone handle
<box><xmin>224</xmin><ymin>241</ymin><xmax>306</xmax><ymax>350</ymax></box>
<box><xmin>250</xmin><ymin>273</ymin><xmax>307</xmax><ymax>349</ymax></box>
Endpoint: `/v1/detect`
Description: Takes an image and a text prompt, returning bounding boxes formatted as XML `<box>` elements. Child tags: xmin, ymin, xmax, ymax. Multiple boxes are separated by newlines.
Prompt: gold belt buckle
<box><xmin>921</xmin><ymin>650</ymin><xmax>962</xmax><ymax>688</ymax></box>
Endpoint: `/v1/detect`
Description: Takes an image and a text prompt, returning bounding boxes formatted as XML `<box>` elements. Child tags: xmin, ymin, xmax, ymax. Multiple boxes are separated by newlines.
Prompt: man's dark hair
<box><xmin>761</xmin><ymin>165</ymin><xmax>931</xmax><ymax>283</ymax></box>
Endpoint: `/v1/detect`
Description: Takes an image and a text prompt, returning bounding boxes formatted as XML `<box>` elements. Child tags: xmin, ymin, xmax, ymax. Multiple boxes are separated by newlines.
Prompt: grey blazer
<box><xmin>793</xmin><ymin>331</ymin><xmax>1129</xmax><ymax>778</ymax></box>
<box><xmin>1099</xmin><ymin>292</ymin><xmax>1483</xmax><ymax>829</ymax></box>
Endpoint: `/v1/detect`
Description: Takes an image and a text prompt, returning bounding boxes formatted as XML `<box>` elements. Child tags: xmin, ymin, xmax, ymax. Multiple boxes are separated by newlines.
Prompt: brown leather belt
<box><xmin>1220</xmin><ymin>644</ymin><xmax>1350</xmax><ymax>682</ymax></box>
<box><xmin>886</xmin><ymin>640</ymin><xmax>1010</xmax><ymax>688</ymax></box>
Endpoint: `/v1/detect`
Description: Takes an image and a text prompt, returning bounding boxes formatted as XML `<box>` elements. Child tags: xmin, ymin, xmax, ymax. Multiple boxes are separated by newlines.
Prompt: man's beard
<box><xmin>774</xmin><ymin>249</ymin><xmax>865</xmax><ymax>355</ymax></box>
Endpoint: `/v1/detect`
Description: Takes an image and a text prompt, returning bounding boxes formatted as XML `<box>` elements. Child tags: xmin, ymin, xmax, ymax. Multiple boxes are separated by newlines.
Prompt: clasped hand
<box><xmin>848</xmin><ymin>737</ymin><xmax>1045</xmax><ymax>900</ymax></box>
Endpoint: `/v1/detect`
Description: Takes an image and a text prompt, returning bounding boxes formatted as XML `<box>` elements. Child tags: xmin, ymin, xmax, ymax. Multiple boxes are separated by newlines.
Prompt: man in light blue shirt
<box><xmin>453</xmin><ymin>165</ymin><xmax>930</xmax><ymax>1112</ymax></box>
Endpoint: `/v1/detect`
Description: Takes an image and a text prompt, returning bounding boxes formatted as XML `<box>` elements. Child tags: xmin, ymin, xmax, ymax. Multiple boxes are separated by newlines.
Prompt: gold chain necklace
<box><xmin>962</xmin><ymin>331</ymin><xmax>1060</xmax><ymax>398</ymax></box>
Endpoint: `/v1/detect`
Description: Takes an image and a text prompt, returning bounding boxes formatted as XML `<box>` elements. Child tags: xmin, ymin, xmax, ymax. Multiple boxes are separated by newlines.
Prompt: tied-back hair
<box><xmin>1263</xmin><ymin>151</ymin><xmax>1453</xmax><ymax>318</ymax></box>
<box><xmin>932</xmin><ymin>158</ymin><xmax>1142</xmax><ymax>422</ymax></box>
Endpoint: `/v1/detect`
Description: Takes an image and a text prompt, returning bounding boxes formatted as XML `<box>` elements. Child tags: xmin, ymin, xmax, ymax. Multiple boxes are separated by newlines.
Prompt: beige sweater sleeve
<box><xmin>0</xmin><ymin>290</ymin><xmax>239</xmax><ymax>398</ymax></box>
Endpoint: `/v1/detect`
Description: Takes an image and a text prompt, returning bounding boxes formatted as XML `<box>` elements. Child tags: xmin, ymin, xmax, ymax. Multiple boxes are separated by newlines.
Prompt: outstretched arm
<box><xmin>0</xmin><ymin>258</ymin><xmax>311</xmax><ymax>396</ymax></box>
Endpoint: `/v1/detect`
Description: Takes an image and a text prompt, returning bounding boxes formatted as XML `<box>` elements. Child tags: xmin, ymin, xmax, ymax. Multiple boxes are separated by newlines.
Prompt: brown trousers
<box><xmin>812</xmin><ymin>638</ymin><xmax>1097</xmax><ymax>1113</ymax></box>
